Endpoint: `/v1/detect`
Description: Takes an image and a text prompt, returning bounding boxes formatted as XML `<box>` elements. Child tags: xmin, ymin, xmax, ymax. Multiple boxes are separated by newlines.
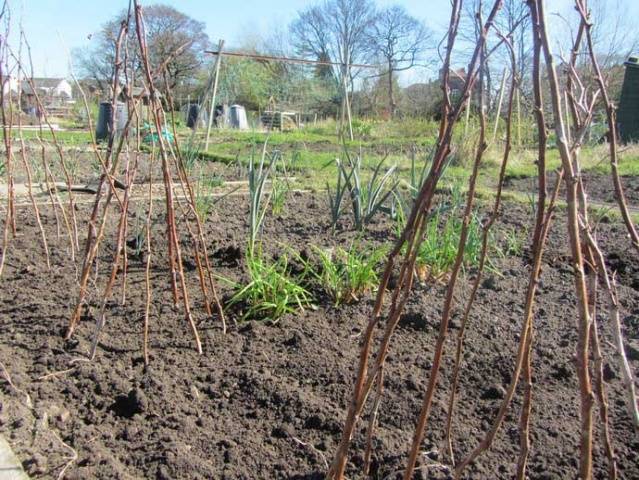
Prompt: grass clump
<box><xmin>499</xmin><ymin>225</ymin><xmax>526</xmax><ymax>257</ymax></box>
<box><xmin>309</xmin><ymin>243</ymin><xmax>386</xmax><ymax>306</ymax></box>
<box><xmin>194</xmin><ymin>173</ymin><xmax>224</xmax><ymax>223</ymax></box>
<box><xmin>397</xmin><ymin>184</ymin><xmax>488</xmax><ymax>282</ymax></box>
<box><xmin>270</xmin><ymin>176</ymin><xmax>289</xmax><ymax>216</ymax></box>
<box><xmin>413</xmin><ymin>209</ymin><xmax>484</xmax><ymax>281</ymax></box>
<box><xmin>227</xmin><ymin>251</ymin><xmax>314</xmax><ymax>322</ymax></box>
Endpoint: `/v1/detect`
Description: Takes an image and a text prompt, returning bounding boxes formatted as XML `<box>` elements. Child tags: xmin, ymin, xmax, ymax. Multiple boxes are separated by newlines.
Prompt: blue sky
<box><xmin>12</xmin><ymin>0</ymin><xmax>639</xmax><ymax>80</ymax></box>
<box><xmin>12</xmin><ymin>0</ymin><xmax>450</xmax><ymax>79</ymax></box>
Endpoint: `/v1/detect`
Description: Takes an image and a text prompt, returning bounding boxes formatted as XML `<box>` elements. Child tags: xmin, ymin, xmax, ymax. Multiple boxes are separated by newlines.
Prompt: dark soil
<box><xmin>1</xmin><ymin>192</ymin><xmax>638</xmax><ymax>479</ymax></box>
<box><xmin>504</xmin><ymin>171</ymin><xmax>639</xmax><ymax>208</ymax></box>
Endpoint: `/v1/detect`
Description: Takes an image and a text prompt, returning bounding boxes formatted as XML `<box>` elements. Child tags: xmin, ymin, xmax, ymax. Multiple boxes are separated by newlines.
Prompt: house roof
<box><xmin>20</xmin><ymin>78</ymin><xmax>68</xmax><ymax>95</ymax></box>
<box><xmin>31</xmin><ymin>78</ymin><xmax>66</xmax><ymax>88</ymax></box>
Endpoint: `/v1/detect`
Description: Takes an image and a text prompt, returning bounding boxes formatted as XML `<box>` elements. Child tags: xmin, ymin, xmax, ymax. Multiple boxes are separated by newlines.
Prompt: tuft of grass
<box><xmin>271</xmin><ymin>177</ymin><xmax>289</xmax><ymax>216</ymax></box>
<box><xmin>227</xmin><ymin>251</ymin><xmax>314</xmax><ymax>322</ymax></box>
<box><xmin>500</xmin><ymin>225</ymin><xmax>526</xmax><ymax>257</ymax></box>
<box><xmin>309</xmin><ymin>243</ymin><xmax>386</xmax><ymax>306</ymax></box>
<box><xmin>398</xmin><ymin>184</ymin><xmax>488</xmax><ymax>282</ymax></box>
<box><xmin>413</xmin><ymin>211</ymin><xmax>483</xmax><ymax>281</ymax></box>
<box><xmin>194</xmin><ymin>173</ymin><xmax>224</xmax><ymax>223</ymax></box>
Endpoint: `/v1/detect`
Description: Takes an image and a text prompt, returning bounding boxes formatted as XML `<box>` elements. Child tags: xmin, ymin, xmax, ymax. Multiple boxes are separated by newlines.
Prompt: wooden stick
<box><xmin>134</xmin><ymin>1</ymin><xmax>202</xmax><ymax>354</ymax></box>
<box><xmin>492</xmin><ymin>67</ymin><xmax>508</xmax><ymax>142</ymax></box>
<box><xmin>204</xmin><ymin>39</ymin><xmax>224</xmax><ymax>152</ymax></box>
<box><xmin>516</xmin><ymin>86</ymin><xmax>521</xmax><ymax>146</ymax></box>
<box><xmin>326</xmin><ymin>2</ymin><xmax>500</xmax><ymax>477</ymax></box>
<box><xmin>445</xmin><ymin>29</ymin><xmax>517</xmax><ymax>466</ymax></box>
<box><xmin>575</xmin><ymin>0</ymin><xmax>639</xmax><ymax>255</ymax></box>
<box><xmin>535</xmin><ymin>1</ymin><xmax>594</xmax><ymax>475</ymax></box>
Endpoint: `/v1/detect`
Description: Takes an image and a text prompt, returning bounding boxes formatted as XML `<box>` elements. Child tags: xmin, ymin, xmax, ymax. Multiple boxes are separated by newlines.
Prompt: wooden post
<box><xmin>345</xmin><ymin>65</ymin><xmax>354</xmax><ymax>141</ymax></box>
<box><xmin>339</xmin><ymin>69</ymin><xmax>346</xmax><ymax>136</ymax></box>
<box><xmin>516</xmin><ymin>87</ymin><xmax>521</xmax><ymax>147</ymax></box>
<box><xmin>204</xmin><ymin>39</ymin><xmax>225</xmax><ymax>151</ymax></box>
<box><xmin>492</xmin><ymin>68</ymin><xmax>508</xmax><ymax>143</ymax></box>
<box><xmin>339</xmin><ymin>61</ymin><xmax>354</xmax><ymax>141</ymax></box>
<box><xmin>345</xmin><ymin>89</ymin><xmax>354</xmax><ymax>141</ymax></box>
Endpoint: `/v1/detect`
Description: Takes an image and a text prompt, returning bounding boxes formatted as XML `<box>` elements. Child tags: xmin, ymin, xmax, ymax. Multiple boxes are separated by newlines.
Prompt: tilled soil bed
<box><xmin>504</xmin><ymin>171</ymin><xmax>639</xmax><ymax>208</ymax></box>
<box><xmin>0</xmin><ymin>192</ymin><xmax>638</xmax><ymax>479</ymax></box>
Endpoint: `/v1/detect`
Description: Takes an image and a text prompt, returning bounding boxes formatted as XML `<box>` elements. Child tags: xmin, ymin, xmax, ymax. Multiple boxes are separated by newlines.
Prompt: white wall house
<box><xmin>21</xmin><ymin>78</ymin><xmax>73</xmax><ymax>102</ymax></box>
<box><xmin>1</xmin><ymin>76</ymin><xmax>20</xmax><ymax>96</ymax></box>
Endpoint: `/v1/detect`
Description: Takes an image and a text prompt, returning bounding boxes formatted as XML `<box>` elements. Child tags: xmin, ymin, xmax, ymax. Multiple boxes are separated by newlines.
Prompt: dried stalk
<box><xmin>88</xmin><ymin>24</ymin><xmax>143</xmax><ymax>358</ymax></box>
<box><xmin>89</xmin><ymin>132</ymin><xmax>140</xmax><ymax>359</ymax></box>
<box><xmin>584</xmin><ymin>228</ymin><xmax>639</xmax><ymax>434</ymax></box>
<box><xmin>584</xmin><ymin>244</ymin><xmax>617</xmax><ymax>479</ymax></box>
<box><xmin>454</xmin><ymin>4</ymin><xmax>563</xmax><ymax>474</ymax></box>
<box><xmin>566</xmin><ymin>5</ymin><xmax>617</xmax><ymax>474</ymax></box>
<box><xmin>516</xmin><ymin>6</ymin><xmax>590</xmax><ymax>475</ymax></box>
<box><xmin>534</xmin><ymin>1</ymin><xmax>595</xmax><ymax>475</ymax></box>
<box><xmin>134</xmin><ymin>1</ymin><xmax>202</xmax><ymax>353</ymax></box>
<box><xmin>67</xmin><ymin>17</ymin><xmax>137</xmax><ymax>338</ymax></box>
<box><xmin>444</xmin><ymin>27</ymin><xmax>517</xmax><ymax>465</ymax></box>
<box><xmin>162</xmin><ymin>73</ymin><xmax>226</xmax><ymax>330</ymax></box>
<box><xmin>12</xmin><ymin>55</ymin><xmax>80</xmax><ymax>254</ymax></box>
<box><xmin>363</xmin><ymin>366</ymin><xmax>384</xmax><ymax>475</ymax></box>
<box><xmin>15</xmin><ymin>54</ymin><xmax>50</xmax><ymax>269</ymax></box>
<box><xmin>326</xmin><ymin>2</ymin><xmax>504</xmax><ymax>478</ymax></box>
<box><xmin>574</xmin><ymin>0</ymin><xmax>639</xmax><ymax>254</ymax></box>
<box><xmin>404</xmin><ymin>12</ymin><xmax>492</xmax><ymax>477</ymax></box>
<box><xmin>0</xmin><ymin>2</ymin><xmax>15</xmax><ymax>277</ymax></box>
<box><xmin>143</xmin><ymin>141</ymin><xmax>155</xmax><ymax>365</ymax></box>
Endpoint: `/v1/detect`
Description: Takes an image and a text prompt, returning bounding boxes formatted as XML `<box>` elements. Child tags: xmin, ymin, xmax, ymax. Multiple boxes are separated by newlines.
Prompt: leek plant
<box><xmin>248</xmin><ymin>144</ymin><xmax>278</xmax><ymax>254</ymax></box>
<box><xmin>327</xmin><ymin>150</ymin><xmax>399</xmax><ymax>230</ymax></box>
<box><xmin>194</xmin><ymin>172</ymin><xmax>225</xmax><ymax>223</ymax></box>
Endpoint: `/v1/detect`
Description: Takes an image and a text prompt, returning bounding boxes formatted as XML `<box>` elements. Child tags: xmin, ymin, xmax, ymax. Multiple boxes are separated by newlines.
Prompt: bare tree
<box><xmin>75</xmin><ymin>4</ymin><xmax>210</xmax><ymax>98</ymax></box>
<box><xmin>289</xmin><ymin>0</ymin><xmax>376</xmax><ymax>87</ymax></box>
<box><xmin>497</xmin><ymin>0</ymin><xmax>531</xmax><ymax>89</ymax></box>
<box><xmin>366</xmin><ymin>5</ymin><xmax>432</xmax><ymax>116</ymax></box>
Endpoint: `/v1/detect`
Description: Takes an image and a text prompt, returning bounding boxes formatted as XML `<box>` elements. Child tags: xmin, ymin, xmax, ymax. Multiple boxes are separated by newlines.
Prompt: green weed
<box><xmin>398</xmin><ymin>184</ymin><xmax>488</xmax><ymax>282</ymax></box>
<box><xmin>227</xmin><ymin>250</ymin><xmax>314</xmax><ymax>322</ymax></box>
<box><xmin>195</xmin><ymin>173</ymin><xmax>224</xmax><ymax>223</ymax></box>
<box><xmin>500</xmin><ymin>225</ymin><xmax>526</xmax><ymax>257</ymax></box>
<box><xmin>309</xmin><ymin>243</ymin><xmax>386</xmax><ymax>306</ymax></box>
<box><xmin>271</xmin><ymin>177</ymin><xmax>289</xmax><ymax>216</ymax></box>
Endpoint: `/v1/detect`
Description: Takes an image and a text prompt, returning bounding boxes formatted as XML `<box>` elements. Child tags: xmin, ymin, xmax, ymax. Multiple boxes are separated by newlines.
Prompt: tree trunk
<box><xmin>388</xmin><ymin>60</ymin><xmax>396</xmax><ymax>117</ymax></box>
